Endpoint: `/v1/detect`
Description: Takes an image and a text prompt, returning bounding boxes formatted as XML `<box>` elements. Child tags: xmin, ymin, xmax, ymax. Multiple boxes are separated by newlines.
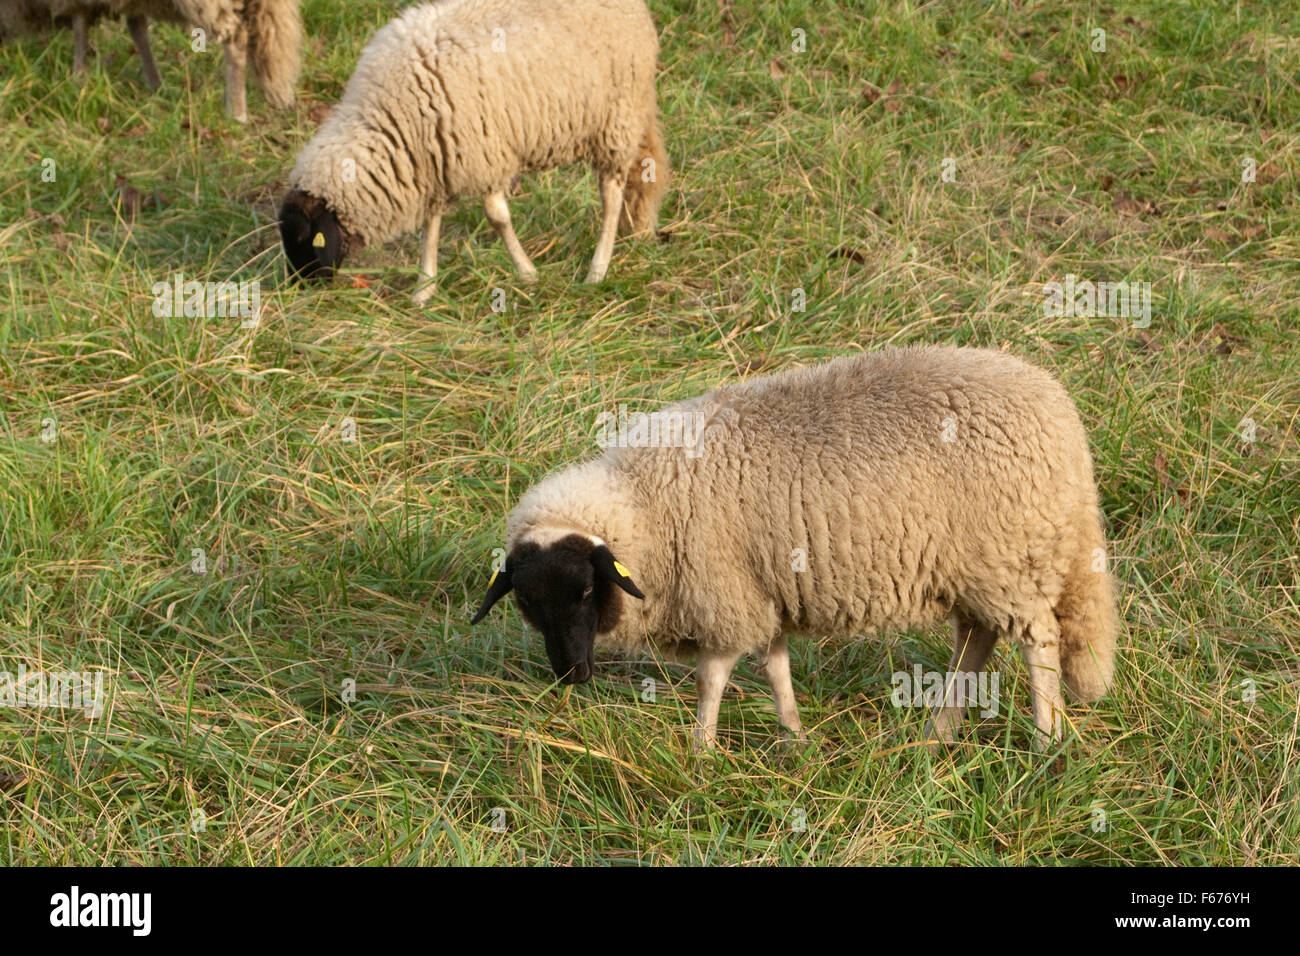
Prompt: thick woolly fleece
<box><xmin>0</xmin><ymin>0</ymin><xmax>301</xmax><ymax>114</ymax></box>
<box><xmin>504</xmin><ymin>346</ymin><xmax>1118</xmax><ymax>720</ymax></box>
<box><xmin>288</xmin><ymin>0</ymin><xmax>665</xmax><ymax>248</ymax></box>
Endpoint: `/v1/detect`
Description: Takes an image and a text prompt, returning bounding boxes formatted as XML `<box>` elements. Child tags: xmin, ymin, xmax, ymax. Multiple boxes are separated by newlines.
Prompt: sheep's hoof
<box><xmin>691</xmin><ymin>729</ymin><xmax>718</xmax><ymax>754</ymax></box>
<box><xmin>412</xmin><ymin>285</ymin><xmax>436</xmax><ymax>306</ymax></box>
<box><xmin>1032</xmin><ymin>731</ymin><xmax>1063</xmax><ymax>753</ymax></box>
<box><xmin>584</xmin><ymin>267</ymin><xmax>608</xmax><ymax>284</ymax></box>
<box><xmin>923</xmin><ymin>719</ymin><xmax>957</xmax><ymax>746</ymax></box>
<box><xmin>776</xmin><ymin>729</ymin><xmax>809</xmax><ymax>753</ymax></box>
<box><xmin>518</xmin><ymin>267</ymin><xmax>538</xmax><ymax>285</ymax></box>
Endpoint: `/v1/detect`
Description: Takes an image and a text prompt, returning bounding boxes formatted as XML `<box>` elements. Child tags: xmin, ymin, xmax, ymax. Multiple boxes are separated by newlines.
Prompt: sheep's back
<box><xmin>624</xmin><ymin>347</ymin><xmax>1099</xmax><ymax>640</ymax></box>
<box><xmin>299</xmin><ymin>0</ymin><xmax>658</xmax><ymax>240</ymax></box>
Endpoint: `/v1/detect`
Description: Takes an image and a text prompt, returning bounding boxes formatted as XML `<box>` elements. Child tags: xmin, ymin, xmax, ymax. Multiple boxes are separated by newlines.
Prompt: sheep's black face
<box><xmin>278</xmin><ymin>188</ymin><xmax>347</xmax><ymax>282</ymax></box>
<box><xmin>468</xmin><ymin>534</ymin><xmax>646</xmax><ymax>685</ymax></box>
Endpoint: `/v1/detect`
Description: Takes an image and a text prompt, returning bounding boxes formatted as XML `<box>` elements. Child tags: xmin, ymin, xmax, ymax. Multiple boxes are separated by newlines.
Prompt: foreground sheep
<box><xmin>0</xmin><ymin>0</ymin><xmax>301</xmax><ymax>122</ymax></box>
<box><xmin>471</xmin><ymin>346</ymin><xmax>1118</xmax><ymax>749</ymax></box>
<box><xmin>279</xmin><ymin>0</ymin><xmax>669</xmax><ymax>303</ymax></box>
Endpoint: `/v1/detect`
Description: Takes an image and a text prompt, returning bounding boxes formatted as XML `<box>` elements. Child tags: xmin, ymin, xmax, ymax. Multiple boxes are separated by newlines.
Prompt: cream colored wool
<box><xmin>288</xmin><ymin>0</ymin><xmax>667</xmax><ymax>285</ymax></box>
<box><xmin>1</xmin><ymin>0</ymin><xmax>300</xmax><ymax>120</ymax></box>
<box><xmin>503</xmin><ymin>346</ymin><xmax>1118</xmax><ymax>746</ymax></box>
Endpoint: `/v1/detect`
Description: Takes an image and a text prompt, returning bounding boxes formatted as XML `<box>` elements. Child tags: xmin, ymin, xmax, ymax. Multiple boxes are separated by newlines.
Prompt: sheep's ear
<box><xmin>592</xmin><ymin>546</ymin><xmax>645</xmax><ymax>600</ymax></box>
<box><xmin>313</xmin><ymin>212</ymin><xmax>344</xmax><ymax>274</ymax></box>
<box><xmin>470</xmin><ymin>564</ymin><xmax>513</xmax><ymax>624</ymax></box>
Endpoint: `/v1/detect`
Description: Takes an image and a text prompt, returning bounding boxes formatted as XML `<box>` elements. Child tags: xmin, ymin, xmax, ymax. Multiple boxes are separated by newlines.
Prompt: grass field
<box><xmin>1</xmin><ymin>0</ymin><xmax>1297</xmax><ymax>865</ymax></box>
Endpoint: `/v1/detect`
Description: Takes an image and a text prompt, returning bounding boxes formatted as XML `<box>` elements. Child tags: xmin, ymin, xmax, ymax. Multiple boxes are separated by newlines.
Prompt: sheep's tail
<box><xmin>618</xmin><ymin>109</ymin><xmax>670</xmax><ymax>236</ymax></box>
<box><xmin>246</xmin><ymin>0</ymin><xmax>301</xmax><ymax>110</ymax></box>
<box><xmin>1055</xmin><ymin>506</ymin><xmax>1118</xmax><ymax>703</ymax></box>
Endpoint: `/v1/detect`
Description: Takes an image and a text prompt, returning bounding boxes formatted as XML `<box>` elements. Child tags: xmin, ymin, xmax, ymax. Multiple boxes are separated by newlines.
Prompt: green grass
<box><xmin>1</xmin><ymin>0</ymin><xmax>1297</xmax><ymax>865</ymax></box>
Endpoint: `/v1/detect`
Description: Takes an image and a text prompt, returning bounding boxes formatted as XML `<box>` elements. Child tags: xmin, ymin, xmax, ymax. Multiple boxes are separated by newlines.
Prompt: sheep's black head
<box><xmin>469</xmin><ymin>534</ymin><xmax>645</xmax><ymax>685</ymax></box>
<box><xmin>278</xmin><ymin>188</ymin><xmax>351</xmax><ymax>282</ymax></box>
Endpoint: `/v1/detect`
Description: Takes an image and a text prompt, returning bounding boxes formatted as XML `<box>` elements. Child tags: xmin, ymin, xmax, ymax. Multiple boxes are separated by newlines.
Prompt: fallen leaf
<box><xmin>96</xmin><ymin>116</ymin><xmax>111</xmax><ymax>134</ymax></box>
<box><xmin>1028</xmin><ymin>70</ymin><xmax>1048</xmax><ymax>86</ymax></box>
<box><xmin>768</xmin><ymin>59</ymin><xmax>787</xmax><ymax>79</ymax></box>
<box><xmin>1240</xmin><ymin>223</ymin><xmax>1265</xmax><ymax>241</ymax></box>
<box><xmin>1205</xmin><ymin>226</ymin><xmax>1233</xmax><ymax>244</ymax></box>
<box><xmin>307</xmin><ymin>102</ymin><xmax>333</xmax><ymax>125</ymax></box>
<box><xmin>862</xmin><ymin>82</ymin><xmax>882</xmax><ymax>104</ymax></box>
<box><xmin>1152</xmin><ymin>452</ymin><xmax>1192</xmax><ymax>505</ymax></box>
<box><xmin>114</xmin><ymin>175</ymin><xmax>144</xmax><ymax>220</ymax></box>
<box><xmin>349</xmin><ymin>274</ymin><xmax>373</xmax><ymax>289</ymax></box>
<box><xmin>830</xmin><ymin>246</ymin><xmax>867</xmax><ymax>264</ymax></box>
<box><xmin>1204</xmin><ymin>323</ymin><xmax>1244</xmax><ymax>355</ymax></box>
<box><xmin>1113</xmin><ymin>193</ymin><xmax>1160</xmax><ymax>217</ymax></box>
<box><xmin>1135</xmin><ymin>329</ymin><xmax>1163</xmax><ymax>352</ymax></box>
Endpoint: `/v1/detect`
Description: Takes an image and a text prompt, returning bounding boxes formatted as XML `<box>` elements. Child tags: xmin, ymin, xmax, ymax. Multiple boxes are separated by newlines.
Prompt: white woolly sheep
<box><xmin>471</xmin><ymin>346</ymin><xmax>1119</xmax><ymax>750</ymax></box>
<box><xmin>0</xmin><ymin>0</ymin><xmax>301</xmax><ymax>122</ymax></box>
<box><xmin>278</xmin><ymin>0</ymin><xmax>669</xmax><ymax>303</ymax></box>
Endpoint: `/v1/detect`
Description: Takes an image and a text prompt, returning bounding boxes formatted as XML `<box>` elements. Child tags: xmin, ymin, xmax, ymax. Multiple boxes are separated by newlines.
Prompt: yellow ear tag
<box><xmin>312</xmin><ymin>232</ymin><xmax>326</xmax><ymax>248</ymax></box>
<box><xmin>613</xmin><ymin>560</ymin><xmax>631</xmax><ymax>577</ymax></box>
<box><xmin>488</xmin><ymin>569</ymin><xmax>499</xmax><ymax>588</ymax></box>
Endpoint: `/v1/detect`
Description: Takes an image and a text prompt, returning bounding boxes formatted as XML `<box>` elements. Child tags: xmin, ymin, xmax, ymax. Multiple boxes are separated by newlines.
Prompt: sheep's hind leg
<box><xmin>223</xmin><ymin>26</ymin><xmax>249</xmax><ymax>122</ymax></box>
<box><xmin>693</xmin><ymin>647</ymin><xmax>743</xmax><ymax>752</ymax></box>
<box><xmin>483</xmin><ymin>191</ymin><xmax>537</xmax><ymax>282</ymax></box>
<box><xmin>72</xmin><ymin>13</ymin><xmax>89</xmax><ymax>76</ymax></box>
<box><xmin>926</xmin><ymin>614</ymin><xmax>999</xmax><ymax>745</ymax></box>
<box><xmin>126</xmin><ymin>16</ymin><xmax>162</xmax><ymax>91</ymax></box>
<box><xmin>585</xmin><ymin>171</ymin><xmax>625</xmax><ymax>283</ymax></box>
<box><xmin>1021</xmin><ymin>616</ymin><xmax>1065</xmax><ymax>750</ymax></box>
<box><xmin>412</xmin><ymin>211</ymin><xmax>441</xmax><ymax>306</ymax></box>
<box><xmin>758</xmin><ymin>635</ymin><xmax>804</xmax><ymax>741</ymax></box>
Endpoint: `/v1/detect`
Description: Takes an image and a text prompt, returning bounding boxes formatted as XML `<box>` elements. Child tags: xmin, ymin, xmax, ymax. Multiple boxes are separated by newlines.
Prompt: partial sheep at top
<box><xmin>279</xmin><ymin>0</ymin><xmax>670</xmax><ymax>304</ymax></box>
<box><xmin>471</xmin><ymin>346</ymin><xmax>1119</xmax><ymax>751</ymax></box>
<box><xmin>0</xmin><ymin>0</ymin><xmax>302</xmax><ymax>122</ymax></box>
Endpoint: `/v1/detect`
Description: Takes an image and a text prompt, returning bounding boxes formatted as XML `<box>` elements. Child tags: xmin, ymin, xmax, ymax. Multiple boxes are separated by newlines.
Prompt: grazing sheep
<box><xmin>278</xmin><ymin>0</ymin><xmax>670</xmax><ymax>304</ymax></box>
<box><xmin>0</xmin><ymin>0</ymin><xmax>301</xmax><ymax>122</ymax></box>
<box><xmin>470</xmin><ymin>346</ymin><xmax>1118</xmax><ymax>750</ymax></box>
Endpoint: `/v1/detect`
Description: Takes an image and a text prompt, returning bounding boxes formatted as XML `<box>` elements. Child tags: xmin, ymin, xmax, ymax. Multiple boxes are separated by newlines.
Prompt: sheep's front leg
<box><xmin>126</xmin><ymin>15</ymin><xmax>162</xmax><ymax>91</ymax></box>
<box><xmin>72</xmin><ymin>12</ymin><xmax>89</xmax><ymax>75</ymax></box>
<box><xmin>758</xmin><ymin>635</ymin><xmax>804</xmax><ymax>740</ymax></box>
<box><xmin>926</xmin><ymin>614</ymin><xmax>999</xmax><ymax>744</ymax></box>
<box><xmin>693</xmin><ymin>647</ymin><xmax>743</xmax><ymax>752</ymax></box>
<box><xmin>412</xmin><ymin>210</ymin><xmax>441</xmax><ymax>305</ymax></box>
<box><xmin>483</xmin><ymin>191</ymin><xmax>537</xmax><ymax>282</ymax></box>
<box><xmin>1021</xmin><ymin>618</ymin><xmax>1065</xmax><ymax>749</ymax></box>
<box><xmin>585</xmin><ymin>171</ymin><xmax>625</xmax><ymax>283</ymax></box>
<box><xmin>223</xmin><ymin>26</ymin><xmax>249</xmax><ymax>122</ymax></box>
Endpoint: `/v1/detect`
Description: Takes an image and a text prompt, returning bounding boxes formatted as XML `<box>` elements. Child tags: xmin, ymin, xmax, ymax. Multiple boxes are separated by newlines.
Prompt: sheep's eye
<box><xmin>581</xmin><ymin>586</ymin><xmax>593</xmax><ymax>600</ymax></box>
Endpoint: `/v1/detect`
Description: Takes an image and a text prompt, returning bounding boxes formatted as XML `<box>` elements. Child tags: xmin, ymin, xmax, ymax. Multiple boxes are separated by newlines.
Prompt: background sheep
<box><xmin>471</xmin><ymin>346</ymin><xmax>1119</xmax><ymax>750</ymax></box>
<box><xmin>0</xmin><ymin>0</ymin><xmax>301</xmax><ymax>121</ymax></box>
<box><xmin>279</xmin><ymin>0</ymin><xmax>669</xmax><ymax>304</ymax></box>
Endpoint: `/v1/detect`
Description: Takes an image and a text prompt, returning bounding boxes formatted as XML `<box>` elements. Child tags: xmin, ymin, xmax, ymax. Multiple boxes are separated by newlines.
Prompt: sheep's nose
<box><xmin>564</xmin><ymin>662</ymin><xmax>591</xmax><ymax>684</ymax></box>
